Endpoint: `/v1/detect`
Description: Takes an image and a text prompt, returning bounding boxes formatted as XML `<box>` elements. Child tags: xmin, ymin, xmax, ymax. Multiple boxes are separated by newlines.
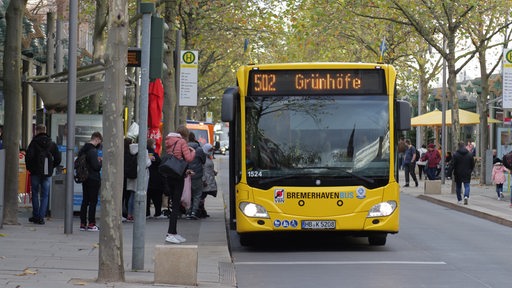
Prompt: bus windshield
<box><xmin>245</xmin><ymin>95</ymin><xmax>390</xmax><ymax>186</ymax></box>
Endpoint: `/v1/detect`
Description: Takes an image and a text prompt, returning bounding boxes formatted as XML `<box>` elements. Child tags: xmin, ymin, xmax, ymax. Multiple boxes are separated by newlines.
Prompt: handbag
<box><xmin>158</xmin><ymin>142</ymin><xmax>188</xmax><ymax>179</ymax></box>
<box><xmin>181</xmin><ymin>175</ymin><xmax>192</xmax><ymax>209</ymax></box>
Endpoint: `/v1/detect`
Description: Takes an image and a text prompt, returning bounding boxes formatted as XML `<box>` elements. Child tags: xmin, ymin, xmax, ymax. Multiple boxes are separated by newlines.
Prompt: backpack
<box><xmin>502</xmin><ymin>151</ymin><xmax>512</xmax><ymax>170</ymax></box>
<box><xmin>415</xmin><ymin>148</ymin><xmax>420</xmax><ymax>162</ymax></box>
<box><xmin>124</xmin><ymin>152</ymin><xmax>138</xmax><ymax>179</ymax></box>
<box><xmin>40</xmin><ymin>149</ymin><xmax>55</xmax><ymax>177</ymax></box>
<box><xmin>74</xmin><ymin>154</ymin><xmax>88</xmax><ymax>183</ymax></box>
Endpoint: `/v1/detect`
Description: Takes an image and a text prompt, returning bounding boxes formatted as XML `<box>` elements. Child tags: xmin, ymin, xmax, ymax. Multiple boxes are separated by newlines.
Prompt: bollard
<box><xmin>424</xmin><ymin>180</ymin><xmax>441</xmax><ymax>194</ymax></box>
<box><xmin>154</xmin><ymin>244</ymin><xmax>198</xmax><ymax>285</ymax></box>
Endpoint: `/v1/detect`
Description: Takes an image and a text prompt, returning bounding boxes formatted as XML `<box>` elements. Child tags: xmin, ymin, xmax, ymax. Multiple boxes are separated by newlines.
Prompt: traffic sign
<box><xmin>502</xmin><ymin>49</ymin><xmax>512</xmax><ymax>108</ymax></box>
<box><xmin>179</xmin><ymin>50</ymin><xmax>198</xmax><ymax>106</ymax></box>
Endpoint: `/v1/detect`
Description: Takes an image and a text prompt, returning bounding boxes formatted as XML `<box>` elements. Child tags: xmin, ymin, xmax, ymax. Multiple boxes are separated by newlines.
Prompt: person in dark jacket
<box><xmin>186</xmin><ymin>132</ymin><xmax>206</xmax><ymax>220</ymax></box>
<box><xmin>26</xmin><ymin>124</ymin><xmax>61</xmax><ymax>225</ymax></box>
<box><xmin>452</xmin><ymin>141</ymin><xmax>475</xmax><ymax>205</ymax></box>
<box><xmin>403</xmin><ymin>139</ymin><xmax>418</xmax><ymax>187</ymax></box>
<box><xmin>78</xmin><ymin>132</ymin><xmax>103</xmax><ymax>231</ymax></box>
<box><xmin>199</xmin><ymin>143</ymin><xmax>218</xmax><ymax>218</ymax></box>
<box><xmin>146</xmin><ymin>138</ymin><xmax>166</xmax><ymax>218</ymax></box>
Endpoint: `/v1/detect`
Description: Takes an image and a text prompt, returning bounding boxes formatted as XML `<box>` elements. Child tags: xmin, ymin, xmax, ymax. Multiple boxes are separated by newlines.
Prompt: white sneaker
<box><xmin>154</xmin><ymin>215</ymin><xmax>167</xmax><ymax>219</ymax></box>
<box><xmin>165</xmin><ymin>234</ymin><xmax>182</xmax><ymax>244</ymax></box>
<box><xmin>87</xmin><ymin>225</ymin><xmax>100</xmax><ymax>232</ymax></box>
<box><xmin>174</xmin><ymin>234</ymin><xmax>186</xmax><ymax>242</ymax></box>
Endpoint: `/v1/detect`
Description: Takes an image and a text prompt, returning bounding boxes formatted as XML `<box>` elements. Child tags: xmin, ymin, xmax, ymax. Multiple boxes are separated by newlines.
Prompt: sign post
<box><xmin>503</xmin><ymin>48</ymin><xmax>512</xmax><ymax>109</ymax></box>
<box><xmin>179</xmin><ymin>50</ymin><xmax>198</xmax><ymax>106</ymax></box>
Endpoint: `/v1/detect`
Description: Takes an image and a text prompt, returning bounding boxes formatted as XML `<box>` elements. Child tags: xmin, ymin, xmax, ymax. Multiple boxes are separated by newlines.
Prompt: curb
<box><xmin>417</xmin><ymin>194</ymin><xmax>512</xmax><ymax>228</ymax></box>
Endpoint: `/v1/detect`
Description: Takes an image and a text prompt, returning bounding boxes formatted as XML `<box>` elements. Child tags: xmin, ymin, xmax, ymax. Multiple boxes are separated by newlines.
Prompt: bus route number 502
<box><xmin>253</xmin><ymin>73</ymin><xmax>277</xmax><ymax>92</ymax></box>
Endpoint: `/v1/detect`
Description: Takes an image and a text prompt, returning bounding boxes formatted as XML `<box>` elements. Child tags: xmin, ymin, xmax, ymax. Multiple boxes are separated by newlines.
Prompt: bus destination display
<box><xmin>249</xmin><ymin>69</ymin><xmax>386</xmax><ymax>96</ymax></box>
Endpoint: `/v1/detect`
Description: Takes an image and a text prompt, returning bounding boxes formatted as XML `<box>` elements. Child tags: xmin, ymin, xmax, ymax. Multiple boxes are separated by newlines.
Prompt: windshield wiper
<box><xmin>257</xmin><ymin>168</ymin><xmax>375</xmax><ymax>185</ymax></box>
<box><xmin>258</xmin><ymin>175</ymin><xmax>301</xmax><ymax>185</ymax></box>
<box><xmin>340</xmin><ymin>170</ymin><xmax>375</xmax><ymax>184</ymax></box>
<box><xmin>307</xmin><ymin>167</ymin><xmax>375</xmax><ymax>184</ymax></box>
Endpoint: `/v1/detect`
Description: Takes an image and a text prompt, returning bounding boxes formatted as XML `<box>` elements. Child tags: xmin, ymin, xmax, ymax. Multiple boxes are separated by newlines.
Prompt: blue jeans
<box><xmin>496</xmin><ymin>183</ymin><xmax>504</xmax><ymax>197</ymax></box>
<box><xmin>455</xmin><ymin>181</ymin><xmax>470</xmax><ymax>201</ymax></box>
<box><xmin>127</xmin><ymin>190</ymin><xmax>135</xmax><ymax>217</ymax></box>
<box><xmin>31</xmin><ymin>174</ymin><xmax>51</xmax><ymax>219</ymax></box>
<box><xmin>426</xmin><ymin>167</ymin><xmax>437</xmax><ymax>180</ymax></box>
<box><xmin>189</xmin><ymin>177</ymin><xmax>204</xmax><ymax>215</ymax></box>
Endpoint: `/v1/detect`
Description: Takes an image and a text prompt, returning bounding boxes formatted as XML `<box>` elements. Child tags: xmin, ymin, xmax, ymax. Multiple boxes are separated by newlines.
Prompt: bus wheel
<box><xmin>368</xmin><ymin>235</ymin><xmax>387</xmax><ymax>246</ymax></box>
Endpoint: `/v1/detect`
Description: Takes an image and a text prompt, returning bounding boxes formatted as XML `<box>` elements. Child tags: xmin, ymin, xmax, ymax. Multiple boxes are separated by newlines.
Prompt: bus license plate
<box><xmin>301</xmin><ymin>220</ymin><xmax>336</xmax><ymax>230</ymax></box>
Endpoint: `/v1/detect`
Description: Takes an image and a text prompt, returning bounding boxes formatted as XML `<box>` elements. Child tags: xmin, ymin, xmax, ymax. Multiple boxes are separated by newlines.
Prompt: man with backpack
<box><xmin>78</xmin><ymin>132</ymin><xmax>103</xmax><ymax>231</ymax></box>
<box><xmin>26</xmin><ymin>124</ymin><xmax>61</xmax><ymax>225</ymax></box>
<box><xmin>403</xmin><ymin>139</ymin><xmax>419</xmax><ymax>187</ymax></box>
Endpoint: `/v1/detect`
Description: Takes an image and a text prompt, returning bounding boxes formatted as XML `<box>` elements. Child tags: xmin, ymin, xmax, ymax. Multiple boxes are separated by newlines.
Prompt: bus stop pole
<box><xmin>65</xmin><ymin>0</ymin><xmax>78</xmax><ymax>234</ymax></box>
<box><xmin>0</xmin><ymin>150</ymin><xmax>5</xmax><ymax>228</ymax></box>
<box><xmin>132</xmin><ymin>4</ymin><xmax>152</xmax><ymax>271</ymax></box>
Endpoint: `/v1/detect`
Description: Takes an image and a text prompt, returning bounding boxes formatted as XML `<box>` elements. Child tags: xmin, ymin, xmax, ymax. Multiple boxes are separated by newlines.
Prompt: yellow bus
<box><xmin>221</xmin><ymin>63</ymin><xmax>411</xmax><ymax>246</ymax></box>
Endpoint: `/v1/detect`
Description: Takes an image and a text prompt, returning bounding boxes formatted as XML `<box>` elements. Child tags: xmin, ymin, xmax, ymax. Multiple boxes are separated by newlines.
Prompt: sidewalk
<box><xmin>0</xmin><ymin>187</ymin><xmax>235</xmax><ymax>288</ymax></box>
<box><xmin>2</xmin><ymin>174</ymin><xmax>512</xmax><ymax>288</ymax></box>
<box><xmin>401</xmin><ymin>177</ymin><xmax>512</xmax><ymax>228</ymax></box>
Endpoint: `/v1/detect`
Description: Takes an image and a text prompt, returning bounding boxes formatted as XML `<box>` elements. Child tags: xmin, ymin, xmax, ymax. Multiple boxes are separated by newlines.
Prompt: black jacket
<box><xmin>147</xmin><ymin>146</ymin><xmax>165</xmax><ymax>190</ymax></box>
<box><xmin>26</xmin><ymin>133</ymin><xmax>61</xmax><ymax>176</ymax></box>
<box><xmin>78</xmin><ymin>143</ymin><xmax>102</xmax><ymax>181</ymax></box>
<box><xmin>452</xmin><ymin>147</ymin><xmax>475</xmax><ymax>183</ymax></box>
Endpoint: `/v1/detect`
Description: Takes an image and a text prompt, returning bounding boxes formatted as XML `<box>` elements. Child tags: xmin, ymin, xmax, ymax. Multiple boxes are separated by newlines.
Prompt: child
<box><xmin>491</xmin><ymin>160</ymin><xmax>509</xmax><ymax>201</ymax></box>
<box><xmin>199</xmin><ymin>143</ymin><xmax>218</xmax><ymax>218</ymax></box>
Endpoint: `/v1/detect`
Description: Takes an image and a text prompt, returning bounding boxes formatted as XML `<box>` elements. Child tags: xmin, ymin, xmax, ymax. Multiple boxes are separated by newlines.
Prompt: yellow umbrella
<box><xmin>411</xmin><ymin>108</ymin><xmax>501</xmax><ymax>127</ymax></box>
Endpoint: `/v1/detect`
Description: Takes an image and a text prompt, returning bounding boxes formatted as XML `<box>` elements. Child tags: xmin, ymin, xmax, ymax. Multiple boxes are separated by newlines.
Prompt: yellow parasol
<box><xmin>411</xmin><ymin>108</ymin><xmax>501</xmax><ymax>127</ymax></box>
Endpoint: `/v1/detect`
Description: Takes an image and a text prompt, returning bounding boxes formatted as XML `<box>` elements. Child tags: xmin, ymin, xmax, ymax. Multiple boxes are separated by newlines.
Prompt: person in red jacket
<box><xmin>164</xmin><ymin>125</ymin><xmax>196</xmax><ymax>244</ymax></box>
<box><xmin>421</xmin><ymin>143</ymin><xmax>441</xmax><ymax>180</ymax></box>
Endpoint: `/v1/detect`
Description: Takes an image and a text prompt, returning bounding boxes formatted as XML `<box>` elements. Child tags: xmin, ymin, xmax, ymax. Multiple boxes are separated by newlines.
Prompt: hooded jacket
<box><xmin>26</xmin><ymin>133</ymin><xmax>61</xmax><ymax>176</ymax></box>
<box><xmin>492</xmin><ymin>163</ymin><xmax>508</xmax><ymax>185</ymax></box>
<box><xmin>164</xmin><ymin>132</ymin><xmax>195</xmax><ymax>163</ymax></box>
<box><xmin>452</xmin><ymin>147</ymin><xmax>475</xmax><ymax>183</ymax></box>
<box><xmin>187</xmin><ymin>141</ymin><xmax>206</xmax><ymax>179</ymax></box>
<box><xmin>421</xmin><ymin>149</ymin><xmax>441</xmax><ymax>168</ymax></box>
<box><xmin>78</xmin><ymin>142</ymin><xmax>102</xmax><ymax>181</ymax></box>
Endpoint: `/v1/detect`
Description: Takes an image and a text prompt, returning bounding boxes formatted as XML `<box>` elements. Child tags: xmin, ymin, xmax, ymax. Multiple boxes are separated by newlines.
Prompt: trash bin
<box><xmin>50</xmin><ymin>174</ymin><xmax>66</xmax><ymax>219</ymax></box>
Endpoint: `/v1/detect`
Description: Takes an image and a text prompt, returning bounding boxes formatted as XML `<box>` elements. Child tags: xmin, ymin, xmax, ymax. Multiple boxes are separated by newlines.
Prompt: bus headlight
<box><xmin>239</xmin><ymin>202</ymin><xmax>270</xmax><ymax>218</ymax></box>
<box><xmin>367</xmin><ymin>201</ymin><xmax>397</xmax><ymax>218</ymax></box>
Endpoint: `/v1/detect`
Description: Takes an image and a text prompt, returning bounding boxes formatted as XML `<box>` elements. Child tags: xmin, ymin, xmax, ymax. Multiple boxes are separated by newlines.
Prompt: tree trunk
<box><xmin>446</xmin><ymin>34</ymin><xmax>460</xmax><ymax>151</ymax></box>
<box><xmin>2</xmin><ymin>0</ymin><xmax>27</xmax><ymax>225</ymax></box>
<box><xmin>89</xmin><ymin>0</ymin><xmax>109</xmax><ymax>113</ymax></box>
<box><xmin>418</xmin><ymin>63</ymin><xmax>429</xmax><ymax>144</ymax></box>
<box><xmin>97</xmin><ymin>0</ymin><xmax>127</xmax><ymax>282</ymax></box>
<box><xmin>163</xmin><ymin>0</ymin><xmax>178</xmax><ymax>134</ymax></box>
<box><xmin>478</xmin><ymin>51</ymin><xmax>489</xmax><ymax>184</ymax></box>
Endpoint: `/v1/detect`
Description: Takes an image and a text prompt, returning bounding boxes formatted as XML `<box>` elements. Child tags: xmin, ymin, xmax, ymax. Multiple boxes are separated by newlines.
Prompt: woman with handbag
<box><xmin>163</xmin><ymin>125</ymin><xmax>196</xmax><ymax>244</ymax></box>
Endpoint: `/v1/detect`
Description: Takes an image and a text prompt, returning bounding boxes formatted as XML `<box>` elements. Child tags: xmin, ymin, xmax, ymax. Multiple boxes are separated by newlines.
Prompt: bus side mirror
<box><xmin>221</xmin><ymin>87</ymin><xmax>239</xmax><ymax>122</ymax></box>
<box><xmin>396</xmin><ymin>100</ymin><xmax>411</xmax><ymax>131</ymax></box>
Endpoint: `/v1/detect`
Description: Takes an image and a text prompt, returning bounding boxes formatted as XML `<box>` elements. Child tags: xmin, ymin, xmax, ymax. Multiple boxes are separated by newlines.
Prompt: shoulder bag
<box><xmin>159</xmin><ymin>141</ymin><xmax>188</xmax><ymax>179</ymax></box>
